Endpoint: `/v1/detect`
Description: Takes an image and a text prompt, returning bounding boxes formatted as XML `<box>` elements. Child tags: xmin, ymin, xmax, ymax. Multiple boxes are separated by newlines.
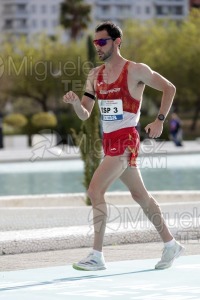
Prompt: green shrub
<box><xmin>3</xmin><ymin>113</ymin><xmax>28</xmax><ymax>128</ymax></box>
<box><xmin>31</xmin><ymin>112</ymin><xmax>57</xmax><ymax>129</ymax></box>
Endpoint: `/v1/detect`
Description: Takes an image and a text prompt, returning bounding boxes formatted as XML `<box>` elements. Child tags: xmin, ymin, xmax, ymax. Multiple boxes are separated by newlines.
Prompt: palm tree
<box><xmin>60</xmin><ymin>0</ymin><xmax>91</xmax><ymax>40</ymax></box>
<box><xmin>71</xmin><ymin>35</ymin><xmax>102</xmax><ymax>205</ymax></box>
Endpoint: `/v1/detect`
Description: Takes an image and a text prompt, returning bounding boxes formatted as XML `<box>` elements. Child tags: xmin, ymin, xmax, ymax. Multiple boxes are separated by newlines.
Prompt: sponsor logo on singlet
<box><xmin>100</xmin><ymin>88</ymin><xmax>121</xmax><ymax>95</ymax></box>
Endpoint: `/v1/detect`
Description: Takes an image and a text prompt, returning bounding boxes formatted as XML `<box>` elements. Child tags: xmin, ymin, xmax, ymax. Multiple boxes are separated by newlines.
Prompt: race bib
<box><xmin>98</xmin><ymin>99</ymin><xmax>123</xmax><ymax>121</ymax></box>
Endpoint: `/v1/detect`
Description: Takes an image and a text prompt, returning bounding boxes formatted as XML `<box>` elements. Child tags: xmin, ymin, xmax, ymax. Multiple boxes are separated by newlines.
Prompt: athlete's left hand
<box><xmin>144</xmin><ymin>120</ymin><xmax>163</xmax><ymax>139</ymax></box>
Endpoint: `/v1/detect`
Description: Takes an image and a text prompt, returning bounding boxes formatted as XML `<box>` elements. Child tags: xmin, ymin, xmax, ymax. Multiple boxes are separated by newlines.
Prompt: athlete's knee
<box><xmin>87</xmin><ymin>185</ymin><xmax>105</xmax><ymax>205</ymax></box>
<box><xmin>130</xmin><ymin>190</ymin><xmax>150</xmax><ymax>204</ymax></box>
<box><xmin>131</xmin><ymin>191</ymin><xmax>160</xmax><ymax>211</ymax></box>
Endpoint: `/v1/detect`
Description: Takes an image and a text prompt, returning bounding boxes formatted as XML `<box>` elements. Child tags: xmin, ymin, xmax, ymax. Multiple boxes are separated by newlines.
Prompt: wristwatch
<box><xmin>157</xmin><ymin>114</ymin><xmax>165</xmax><ymax>121</ymax></box>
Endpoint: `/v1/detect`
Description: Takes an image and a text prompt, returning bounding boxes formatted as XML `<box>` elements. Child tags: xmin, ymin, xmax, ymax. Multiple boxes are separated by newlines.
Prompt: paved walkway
<box><xmin>0</xmin><ymin>254</ymin><xmax>200</xmax><ymax>299</ymax></box>
<box><xmin>0</xmin><ymin>240</ymin><xmax>199</xmax><ymax>271</ymax></box>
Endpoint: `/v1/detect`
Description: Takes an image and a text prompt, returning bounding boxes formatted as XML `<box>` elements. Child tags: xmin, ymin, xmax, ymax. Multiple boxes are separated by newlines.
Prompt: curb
<box><xmin>0</xmin><ymin>220</ymin><xmax>199</xmax><ymax>256</ymax></box>
<box><xmin>0</xmin><ymin>191</ymin><xmax>199</xmax><ymax>256</ymax></box>
<box><xmin>0</xmin><ymin>191</ymin><xmax>200</xmax><ymax>207</ymax></box>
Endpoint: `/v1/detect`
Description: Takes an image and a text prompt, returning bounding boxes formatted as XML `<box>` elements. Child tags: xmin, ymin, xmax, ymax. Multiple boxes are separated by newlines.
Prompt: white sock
<box><xmin>93</xmin><ymin>249</ymin><xmax>103</xmax><ymax>258</ymax></box>
<box><xmin>164</xmin><ymin>238</ymin><xmax>176</xmax><ymax>248</ymax></box>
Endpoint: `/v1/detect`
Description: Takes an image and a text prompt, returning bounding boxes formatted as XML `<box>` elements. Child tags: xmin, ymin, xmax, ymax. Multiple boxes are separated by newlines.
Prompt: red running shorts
<box><xmin>102</xmin><ymin>127</ymin><xmax>140</xmax><ymax>167</ymax></box>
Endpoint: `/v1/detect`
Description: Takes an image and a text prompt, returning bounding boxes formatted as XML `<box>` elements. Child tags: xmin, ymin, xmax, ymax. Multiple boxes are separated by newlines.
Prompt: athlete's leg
<box><xmin>87</xmin><ymin>152</ymin><xmax>128</xmax><ymax>252</ymax></box>
<box><xmin>119</xmin><ymin>166</ymin><xmax>173</xmax><ymax>242</ymax></box>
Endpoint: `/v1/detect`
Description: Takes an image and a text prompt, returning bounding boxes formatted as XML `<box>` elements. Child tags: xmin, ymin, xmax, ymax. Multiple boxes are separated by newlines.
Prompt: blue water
<box><xmin>0</xmin><ymin>154</ymin><xmax>200</xmax><ymax>196</ymax></box>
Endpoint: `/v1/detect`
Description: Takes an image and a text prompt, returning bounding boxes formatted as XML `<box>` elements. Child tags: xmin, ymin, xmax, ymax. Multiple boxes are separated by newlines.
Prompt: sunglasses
<box><xmin>93</xmin><ymin>38</ymin><xmax>115</xmax><ymax>47</ymax></box>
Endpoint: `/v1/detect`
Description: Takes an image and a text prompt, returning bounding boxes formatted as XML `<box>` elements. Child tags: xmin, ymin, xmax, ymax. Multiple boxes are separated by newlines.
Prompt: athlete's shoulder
<box><xmin>88</xmin><ymin>65</ymin><xmax>103</xmax><ymax>79</ymax></box>
<box><xmin>127</xmin><ymin>61</ymin><xmax>154</xmax><ymax>84</ymax></box>
<box><xmin>128</xmin><ymin>61</ymin><xmax>152</xmax><ymax>73</ymax></box>
<box><xmin>92</xmin><ymin>65</ymin><xmax>103</xmax><ymax>72</ymax></box>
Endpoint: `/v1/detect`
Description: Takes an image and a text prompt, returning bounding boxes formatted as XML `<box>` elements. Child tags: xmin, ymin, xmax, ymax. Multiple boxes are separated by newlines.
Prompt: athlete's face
<box><xmin>93</xmin><ymin>30</ymin><xmax>114</xmax><ymax>61</ymax></box>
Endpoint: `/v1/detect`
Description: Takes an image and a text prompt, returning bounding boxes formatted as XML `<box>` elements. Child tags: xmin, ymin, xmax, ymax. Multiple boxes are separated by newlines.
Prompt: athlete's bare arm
<box><xmin>135</xmin><ymin>63</ymin><xmax>176</xmax><ymax>115</ymax></box>
<box><xmin>130</xmin><ymin>63</ymin><xmax>176</xmax><ymax>138</ymax></box>
<box><xmin>63</xmin><ymin>68</ymin><xmax>99</xmax><ymax>120</ymax></box>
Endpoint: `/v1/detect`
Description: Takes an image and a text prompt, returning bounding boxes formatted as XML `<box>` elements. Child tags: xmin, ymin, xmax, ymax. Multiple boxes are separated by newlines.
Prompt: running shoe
<box><xmin>72</xmin><ymin>252</ymin><xmax>107</xmax><ymax>271</ymax></box>
<box><xmin>155</xmin><ymin>241</ymin><xmax>185</xmax><ymax>269</ymax></box>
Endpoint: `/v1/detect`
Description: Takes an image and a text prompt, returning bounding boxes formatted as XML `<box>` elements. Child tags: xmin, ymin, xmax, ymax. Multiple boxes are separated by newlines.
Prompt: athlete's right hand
<box><xmin>63</xmin><ymin>91</ymin><xmax>79</xmax><ymax>105</ymax></box>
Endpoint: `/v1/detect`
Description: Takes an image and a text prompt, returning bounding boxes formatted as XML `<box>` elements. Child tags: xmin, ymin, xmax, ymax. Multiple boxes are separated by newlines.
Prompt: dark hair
<box><xmin>95</xmin><ymin>21</ymin><xmax>123</xmax><ymax>48</ymax></box>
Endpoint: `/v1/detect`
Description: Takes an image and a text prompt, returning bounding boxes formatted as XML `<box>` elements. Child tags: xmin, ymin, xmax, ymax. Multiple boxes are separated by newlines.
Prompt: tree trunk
<box><xmin>32</xmin><ymin>97</ymin><xmax>48</xmax><ymax>112</ymax></box>
<box><xmin>190</xmin><ymin>99</ymin><xmax>200</xmax><ymax>131</ymax></box>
